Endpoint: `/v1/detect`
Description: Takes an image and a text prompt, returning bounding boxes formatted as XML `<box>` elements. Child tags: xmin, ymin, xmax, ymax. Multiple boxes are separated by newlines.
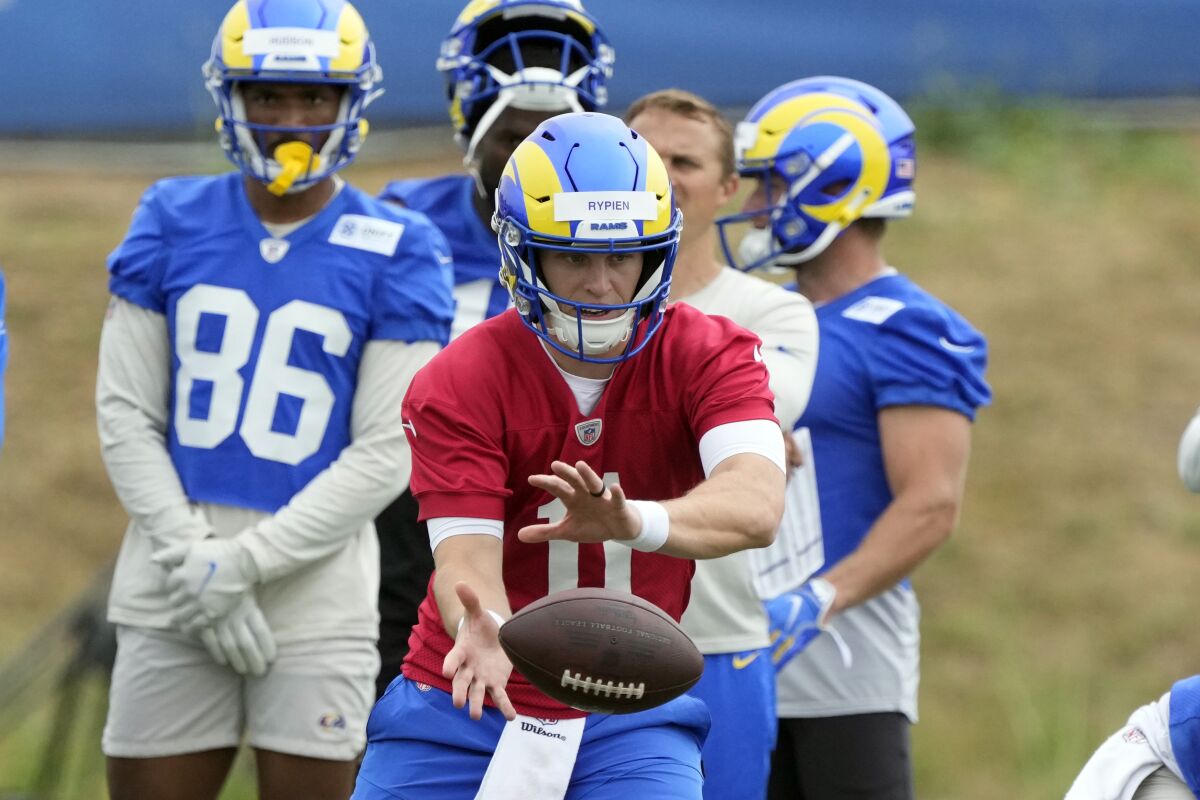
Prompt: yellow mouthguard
<box><xmin>267</xmin><ymin>141</ymin><xmax>321</xmax><ymax>196</ymax></box>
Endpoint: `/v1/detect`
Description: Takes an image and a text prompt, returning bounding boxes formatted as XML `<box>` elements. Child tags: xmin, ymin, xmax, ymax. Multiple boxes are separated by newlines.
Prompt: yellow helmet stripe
<box><xmin>509</xmin><ymin>140</ymin><xmax>570</xmax><ymax>237</ymax></box>
<box><xmin>220</xmin><ymin>0</ymin><xmax>254</xmax><ymax>70</ymax></box>
<box><xmin>744</xmin><ymin>93</ymin><xmax>867</xmax><ymax>163</ymax></box>
<box><xmin>641</xmin><ymin>142</ymin><xmax>672</xmax><ymax>236</ymax></box>
<box><xmin>331</xmin><ymin>3</ymin><xmax>370</xmax><ymax>72</ymax></box>
<box><xmin>798</xmin><ymin>109</ymin><xmax>891</xmax><ymax>225</ymax></box>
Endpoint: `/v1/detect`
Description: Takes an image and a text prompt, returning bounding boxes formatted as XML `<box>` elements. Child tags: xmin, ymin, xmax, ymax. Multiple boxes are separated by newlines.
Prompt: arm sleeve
<box><xmin>96</xmin><ymin>297</ymin><xmax>211</xmax><ymax>551</ymax></box>
<box><xmin>237</xmin><ymin>338</ymin><xmax>440</xmax><ymax>581</ymax></box>
<box><xmin>698</xmin><ymin>419</ymin><xmax>787</xmax><ymax>477</ymax></box>
<box><xmin>756</xmin><ymin>288</ymin><xmax>819</xmax><ymax>430</ymax></box>
<box><xmin>868</xmin><ymin>304</ymin><xmax>992</xmax><ymax>420</ymax></box>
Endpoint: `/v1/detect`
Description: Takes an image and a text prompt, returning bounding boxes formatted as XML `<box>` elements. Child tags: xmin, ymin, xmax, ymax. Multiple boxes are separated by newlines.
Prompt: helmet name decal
<box><xmin>242</xmin><ymin>28</ymin><xmax>341</xmax><ymax>58</ymax></box>
<box><xmin>554</xmin><ymin>191</ymin><xmax>657</xmax><ymax>222</ymax></box>
<box><xmin>575</xmin><ymin>419</ymin><xmax>603</xmax><ymax>446</ymax></box>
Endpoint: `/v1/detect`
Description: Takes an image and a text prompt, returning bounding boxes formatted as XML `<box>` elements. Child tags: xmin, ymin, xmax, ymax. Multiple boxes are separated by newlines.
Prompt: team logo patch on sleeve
<box><xmin>841</xmin><ymin>296</ymin><xmax>906</xmax><ymax>325</ymax></box>
<box><xmin>328</xmin><ymin>214</ymin><xmax>405</xmax><ymax>256</ymax></box>
<box><xmin>575</xmin><ymin>419</ymin><xmax>603</xmax><ymax>446</ymax></box>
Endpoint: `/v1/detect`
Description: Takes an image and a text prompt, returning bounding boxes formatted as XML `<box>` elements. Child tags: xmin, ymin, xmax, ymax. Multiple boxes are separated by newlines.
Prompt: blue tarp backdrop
<box><xmin>2</xmin><ymin>0</ymin><xmax>1198</xmax><ymax>136</ymax></box>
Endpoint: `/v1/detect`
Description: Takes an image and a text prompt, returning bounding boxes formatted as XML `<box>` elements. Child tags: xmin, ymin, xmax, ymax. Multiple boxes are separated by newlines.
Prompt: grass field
<box><xmin>2</xmin><ymin>108</ymin><xmax>1200</xmax><ymax>798</ymax></box>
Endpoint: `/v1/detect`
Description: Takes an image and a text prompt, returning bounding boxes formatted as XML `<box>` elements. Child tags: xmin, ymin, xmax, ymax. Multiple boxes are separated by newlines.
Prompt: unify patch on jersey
<box><xmin>841</xmin><ymin>296</ymin><xmax>905</xmax><ymax>325</ymax></box>
<box><xmin>328</xmin><ymin>215</ymin><xmax>405</xmax><ymax>257</ymax></box>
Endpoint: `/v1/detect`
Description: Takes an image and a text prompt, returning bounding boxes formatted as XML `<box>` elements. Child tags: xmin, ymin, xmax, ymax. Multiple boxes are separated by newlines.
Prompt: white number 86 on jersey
<box><xmin>173</xmin><ymin>283</ymin><xmax>351</xmax><ymax>465</ymax></box>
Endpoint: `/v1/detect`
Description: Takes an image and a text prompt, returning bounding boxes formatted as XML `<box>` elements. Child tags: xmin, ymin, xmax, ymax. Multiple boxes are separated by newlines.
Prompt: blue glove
<box><xmin>766</xmin><ymin>578</ymin><xmax>837</xmax><ymax>670</ymax></box>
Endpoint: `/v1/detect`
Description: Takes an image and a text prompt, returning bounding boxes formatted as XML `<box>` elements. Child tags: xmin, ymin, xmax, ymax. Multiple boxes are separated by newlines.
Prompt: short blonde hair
<box><xmin>625</xmin><ymin>88</ymin><xmax>735</xmax><ymax>178</ymax></box>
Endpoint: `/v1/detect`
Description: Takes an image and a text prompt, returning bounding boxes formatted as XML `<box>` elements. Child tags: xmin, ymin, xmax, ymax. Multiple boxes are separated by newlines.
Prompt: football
<box><xmin>498</xmin><ymin>587</ymin><xmax>704</xmax><ymax>714</ymax></box>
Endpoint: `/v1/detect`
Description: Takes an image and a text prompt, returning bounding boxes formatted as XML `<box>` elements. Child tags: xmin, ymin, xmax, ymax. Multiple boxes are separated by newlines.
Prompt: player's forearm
<box><xmin>657</xmin><ymin>454</ymin><xmax>784</xmax><ymax>559</ymax></box>
<box><xmin>432</xmin><ymin>537</ymin><xmax>510</xmax><ymax>638</ymax></box>
<box><xmin>237</xmin><ymin>340</ymin><xmax>439</xmax><ymax>582</ymax></box>
<box><xmin>821</xmin><ymin>490</ymin><xmax>960</xmax><ymax>613</ymax></box>
<box><xmin>96</xmin><ymin>298</ymin><xmax>210</xmax><ymax>549</ymax></box>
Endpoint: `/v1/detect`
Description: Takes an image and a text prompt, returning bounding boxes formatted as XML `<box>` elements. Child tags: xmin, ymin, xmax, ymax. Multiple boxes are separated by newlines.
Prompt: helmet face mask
<box><xmin>493</xmin><ymin>113</ymin><xmax>681</xmax><ymax>364</ymax></box>
<box><xmin>717</xmin><ymin>77</ymin><xmax>916</xmax><ymax>271</ymax></box>
<box><xmin>440</xmin><ymin>1</ymin><xmax>614</xmax><ymax>191</ymax></box>
<box><xmin>204</xmin><ymin>0</ymin><xmax>383</xmax><ymax>195</ymax></box>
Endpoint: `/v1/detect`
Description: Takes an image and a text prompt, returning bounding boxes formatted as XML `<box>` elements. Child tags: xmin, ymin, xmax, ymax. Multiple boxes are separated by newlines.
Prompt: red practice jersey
<box><xmin>400</xmin><ymin>304</ymin><xmax>776</xmax><ymax>718</ymax></box>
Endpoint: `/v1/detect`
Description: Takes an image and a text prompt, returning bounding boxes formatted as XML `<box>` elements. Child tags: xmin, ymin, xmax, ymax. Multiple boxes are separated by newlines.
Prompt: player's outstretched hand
<box><xmin>198</xmin><ymin>595</ymin><xmax>277</xmax><ymax>677</ymax></box>
<box><xmin>156</xmin><ymin>536</ymin><xmax>260</xmax><ymax>633</ymax></box>
<box><xmin>767</xmin><ymin>578</ymin><xmax>838</xmax><ymax>670</ymax></box>
<box><xmin>519</xmin><ymin>460</ymin><xmax>640</xmax><ymax>545</ymax></box>
<box><xmin>443</xmin><ymin>581</ymin><xmax>516</xmax><ymax>722</ymax></box>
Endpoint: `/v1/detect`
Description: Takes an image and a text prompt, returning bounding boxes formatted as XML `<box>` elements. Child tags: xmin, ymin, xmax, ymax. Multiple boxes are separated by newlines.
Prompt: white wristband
<box><xmin>625</xmin><ymin>500</ymin><xmax>670</xmax><ymax>552</ymax></box>
<box><xmin>456</xmin><ymin>609</ymin><xmax>506</xmax><ymax>636</ymax></box>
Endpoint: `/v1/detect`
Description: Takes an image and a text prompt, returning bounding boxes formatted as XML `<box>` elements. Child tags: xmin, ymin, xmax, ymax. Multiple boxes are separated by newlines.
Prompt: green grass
<box><xmin>3</xmin><ymin>105</ymin><xmax>1200</xmax><ymax>797</ymax></box>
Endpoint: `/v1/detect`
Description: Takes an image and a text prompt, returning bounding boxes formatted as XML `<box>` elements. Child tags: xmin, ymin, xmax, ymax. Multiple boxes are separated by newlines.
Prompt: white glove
<box><xmin>197</xmin><ymin>595</ymin><xmax>277</xmax><ymax>677</ymax></box>
<box><xmin>156</xmin><ymin>536</ymin><xmax>261</xmax><ymax>632</ymax></box>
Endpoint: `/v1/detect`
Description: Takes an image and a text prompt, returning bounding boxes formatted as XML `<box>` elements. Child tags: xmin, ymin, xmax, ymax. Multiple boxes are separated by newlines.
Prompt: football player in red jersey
<box><xmin>352</xmin><ymin>112</ymin><xmax>787</xmax><ymax>800</ymax></box>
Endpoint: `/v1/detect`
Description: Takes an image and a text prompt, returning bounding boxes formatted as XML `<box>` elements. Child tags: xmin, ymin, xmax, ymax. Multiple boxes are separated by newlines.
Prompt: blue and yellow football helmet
<box><xmin>717</xmin><ymin>77</ymin><xmax>916</xmax><ymax>270</ymax></box>
<box><xmin>204</xmin><ymin>0</ymin><xmax>383</xmax><ymax>195</ymax></box>
<box><xmin>493</xmin><ymin>112</ymin><xmax>680</xmax><ymax>363</ymax></box>
<box><xmin>439</xmin><ymin>1</ymin><xmax>614</xmax><ymax>160</ymax></box>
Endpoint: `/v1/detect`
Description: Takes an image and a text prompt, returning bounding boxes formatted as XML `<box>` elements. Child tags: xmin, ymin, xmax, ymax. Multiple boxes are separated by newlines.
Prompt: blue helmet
<box><xmin>203</xmin><ymin>0</ymin><xmax>383</xmax><ymax>195</ymax></box>
<box><xmin>717</xmin><ymin>77</ymin><xmax>915</xmax><ymax>270</ymax></box>
<box><xmin>493</xmin><ymin>112</ymin><xmax>680</xmax><ymax>363</ymax></box>
<box><xmin>438</xmin><ymin>1</ymin><xmax>614</xmax><ymax>164</ymax></box>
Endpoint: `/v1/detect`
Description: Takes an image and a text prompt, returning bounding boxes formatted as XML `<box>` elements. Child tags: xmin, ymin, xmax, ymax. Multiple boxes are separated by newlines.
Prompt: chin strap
<box><xmin>267</xmin><ymin>141</ymin><xmax>321</xmax><ymax>197</ymax></box>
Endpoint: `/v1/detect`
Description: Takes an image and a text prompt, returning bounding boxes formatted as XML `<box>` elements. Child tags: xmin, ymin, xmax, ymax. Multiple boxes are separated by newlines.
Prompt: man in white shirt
<box><xmin>627</xmin><ymin>88</ymin><xmax>819</xmax><ymax>800</ymax></box>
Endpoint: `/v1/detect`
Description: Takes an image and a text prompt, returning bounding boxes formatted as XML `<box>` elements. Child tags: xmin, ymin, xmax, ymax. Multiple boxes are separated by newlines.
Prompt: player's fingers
<box><xmin>455</xmin><ymin>581</ymin><xmax>481</xmax><ymax>615</ymax></box>
<box><xmin>451</xmin><ymin>666</ymin><xmax>473</xmax><ymax>709</ymax></box>
<box><xmin>573</xmin><ymin>460</ymin><xmax>605</xmax><ymax>495</ymax></box>
<box><xmin>244</xmin><ymin>605</ymin><xmax>277</xmax><ymax>666</ymax></box>
<box><xmin>468</xmin><ymin>675</ymin><xmax>488</xmax><ymax>721</ymax></box>
<box><xmin>550</xmin><ymin>459</ymin><xmax>587</xmax><ymax>491</ymax></box>
<box><xmin>218</xmin><ymin>623</ymin><xmax>249</xmax><ymax>675</ymax></box>
<box><xmin>608</xmin><ymin>484</ymin><xmax>627</xmax><ymax>506</ymax></box>
<box><xmin>198</xmin><ymin>628</ymin><xmax>228</xmax><ymax>667</ymax></box>
<box><xmin>491</xmin><ymin>684</ymin><xmax>517</xmax><ymax>722</ymax></box>
<box><xmin>443</xmin><ymin>645</ymin><xmax>465</xmax><ymax>679</ymax></box>
<box><xmin>516</xmin><ymin>523</ymin><xmax>558</xmax><ymax>544</ymax></box>
<box><xmin>528</xmin><ymin>473</ymin><xmax>574</xmax><ymax>499</ymax></box>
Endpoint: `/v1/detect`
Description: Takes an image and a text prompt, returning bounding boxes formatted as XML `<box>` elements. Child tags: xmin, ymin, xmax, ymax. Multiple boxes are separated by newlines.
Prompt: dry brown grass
<box><xmin>2</xmin><ymin>126</ymin><xmax>1200</xmax><ymax>798</ymax></box>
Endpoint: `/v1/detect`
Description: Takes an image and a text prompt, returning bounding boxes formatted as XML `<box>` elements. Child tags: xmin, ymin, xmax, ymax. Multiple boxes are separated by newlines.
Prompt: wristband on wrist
<box><xmin>456</xmin><ymin>609</ymin><xmax>506</xmax><ymax>636</ymax></box>
<box><xmin>624</xmin><ymin>500</ymin><xmax>670</xmax><ymax>552</ymax></box>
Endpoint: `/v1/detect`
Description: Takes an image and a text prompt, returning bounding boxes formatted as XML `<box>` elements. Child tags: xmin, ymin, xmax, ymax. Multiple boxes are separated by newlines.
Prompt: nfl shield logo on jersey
<box><xmin>575</xmin><ymin>419</ymin><xmax>602</xmax><ymax>446</ymax></box>
<box><xmin>259</xmin><ymin>238</ymin><xmax>290</xmax><ymax>263</ymax></box>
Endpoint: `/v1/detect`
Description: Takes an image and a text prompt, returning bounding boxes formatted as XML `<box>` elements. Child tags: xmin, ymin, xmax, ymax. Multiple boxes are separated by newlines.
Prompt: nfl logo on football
<box><xmin>575</xmin><ymin>419</ymin><xmax>602</xmax><ymax>446</ymax></box>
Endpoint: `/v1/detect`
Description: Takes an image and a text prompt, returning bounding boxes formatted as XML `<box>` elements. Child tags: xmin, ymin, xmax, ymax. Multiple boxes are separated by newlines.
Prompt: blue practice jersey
<box><xmin>797</xmin><ymin>272</ymin><xmax>991</xmax><ymax>574</ymax></box>
<box><xmin>107</xmin><ymin>173</ymin><xmax>455</xmax><ymax>513</ymax></box>
<box><xmin>1170</xmin><ymin>676</ymin><xmax>1200</xmax><ymax>795</ymax></box>
<box><xmin>379</xmin><ymin>175</ymin><xmax>511</xmax><ymax>337</ymax></box>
